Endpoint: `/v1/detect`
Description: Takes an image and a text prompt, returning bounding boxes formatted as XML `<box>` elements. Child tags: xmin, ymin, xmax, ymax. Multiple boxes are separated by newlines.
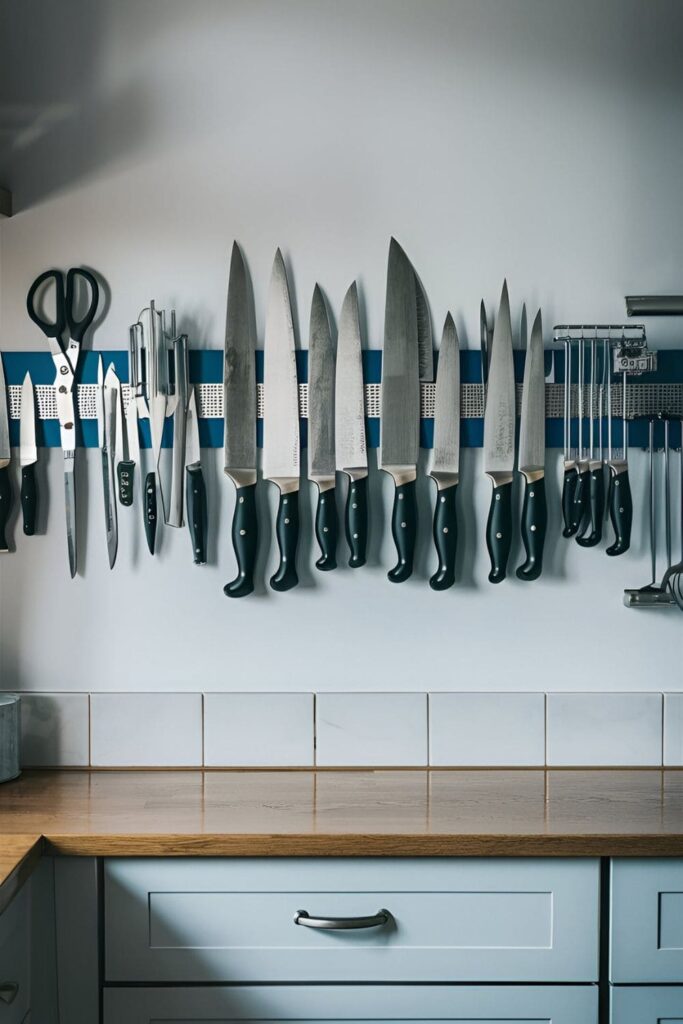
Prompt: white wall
<box><xmin>1</xmin><ymin>0</ymin><xmax>682</xmax><ymax>693</ymax></box>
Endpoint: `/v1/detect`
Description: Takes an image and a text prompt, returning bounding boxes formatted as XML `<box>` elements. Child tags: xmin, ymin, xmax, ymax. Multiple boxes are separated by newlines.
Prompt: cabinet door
<box><xmin>611</xmin><ymin>985</ymin><xmax>683</xmax><ymax>1022</ymax></box>
<box><xmin>611</xmin><ymin>859</ymin><xmax>683</xmax><ymax>982</ymax></box>
<box><xmin>104</xmin><ymin>984</ymin><xmax>598</xmax><ymax>1024</ymax></box>
<box><xmin>0</xmin><ymin>882</ymin><xmax>30</xmax><ymax>1024</ymax></box>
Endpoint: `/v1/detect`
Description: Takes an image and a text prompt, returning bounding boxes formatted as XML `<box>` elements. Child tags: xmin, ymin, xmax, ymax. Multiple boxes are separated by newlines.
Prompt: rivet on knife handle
<box><xmin>270</xmin><ymin>490</ymin><xmax>299</xmax><ymax>592</ymax></box>
<box><xmin>561</xmin><ymin>467</ymin><xmax>579</xmax><ymax>537</ymax></box>
<box><xmin>430</xmin><ymin>483</ymin><xmax>457</xmax><ymax>591</ymax></box>
<box><xmin>571</xmin><ymin>466</ymin><xmax>590</xmax><ymax>537</ymax></box>
<box><xmin>315</xmin><ymin>486</ymin><xmax>337</xmax><ymax>572</ymax></box>
<box><xmin>516</xmin><ymin>476</ymin><xmax>547</xmax><ymax>581</ymax></box>
<box><xmin>0</xmin><ymin>466</ymin><xmax>12</xmax><ymax>552</ymax></box>
<box><xmin>21</xmin><ymin>464</ymin><xmax>37</xmax><ymax>536</ymax></box>
<box><xmin>144</xmin><ymin>472</ymin><xmax>157</xmax><ymax>555</ymax></box>
<box><xmin>186</xmin><ymin>464</ymin><xmax>207</xmax><ymax>565</ymax></box>
<box><xmin>606</xmin><ymin>465</ymin><xmax>632</xmax><ymax>556</ymax></box>
<box><xmin>485</xmin><ymin>479</ymin><xmax>513</xmax><ymax>584</ymax></box>
<box><xmin>345</xmin><ymin>476</ymin><xmax>368</xmax><ymax>568</ymax></box>
<box><xmin>117</xmin><ymin>460</ymin><xmax>135</xmax><ymax>507</ymax></box>
<box><xmin>576</xmin><ymin>466</ymin><xmax>604</xmax><ymax>548</ymax></box>
<box><xmin>388</xmin><ymin>480</ymin><xmax>417</xmax><ymax>583</ymax></box>
<box><xmin>224</xmin><ymin>483</ymin><xmax>258</xmax><ymax>598</ymax></box>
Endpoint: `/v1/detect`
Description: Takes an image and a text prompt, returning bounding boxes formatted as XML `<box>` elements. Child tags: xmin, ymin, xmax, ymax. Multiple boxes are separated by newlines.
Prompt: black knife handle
<box><xmin>485</xmin><ymin>480</ymin><xmax>513</xmax><ymax>584</ymax></box>
<box><xmin>516</xmin><ymin>476</ymin><xmax>547</xmax><ymax>581</ymax></box>
<box><xmin>21</xmin><ymin>464</ymin><xmax>37</xmax><ymax>536</ymax></box>
<box><xmin>346</xmin><ymin>476</ymin><xmax>368</xmax><ymax>569</ymax></box>
<box><xmin>571</xmin><ymin>468</ymin><xmax>590</xmax><ymax>536</ymax></box>
<box><xmin>315</xmin><ymin>486</ymin><xmax>337</xmax><ymax>572</ymax></box>
<box><xmin>429</xmin><ymin>483</ymin><xmax>458</xmax><ymax>591</ymax></box>
<box><xmin>144</xmin><ymin>472</ymin><xmax>157</xmax><ymax>555</ymax></box>
<box><xmin>562</xmin><ymin>467</ymin><xmax>578</xmax><ymax>537</ymax></box>
<box><xmin>606</xmin><ymin>466</ymin><xmax>632</xmax><ymax>557</ymax></box>
<box><xmin>388</xmin><ymin>479</ymin><xmax>417</xmax><ymax>584</ymax></box>
<box><xmin>224</xmin><ymin>483</ymin><xmax>258</xmax><ymax>598</ymax></box>
<box><xmin>576</xmin><ymin>467</ymin><xmax>604</xmax><ymax>548</ymax></box>
<box><xmin>117</xmin><ymin>460</ymin><xmax>135</xmax><ymax>507</ymax></box>
<box><xmin>0</xmin><ymin>465</ymin><xmax>12</xmax><ymax>552</ymax></box>
<box><xmin>270</xmin><ymin>490</ymin><xmax>299</xmax><ymax>592</ymax></box>
<box><xmin>186</xmin><ymin>465</ymin><xmax>207</xmax><ymax>565</ymax></box>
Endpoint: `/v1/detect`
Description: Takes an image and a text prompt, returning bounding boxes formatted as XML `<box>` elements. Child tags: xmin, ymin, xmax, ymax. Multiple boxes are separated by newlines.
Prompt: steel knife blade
<box><xmin>483</xmin><ymin>280</ymin><xmax>515</xmax><ymax>583</ymax></box>
<box><xmin>102</xmin><ymin>363</ymin><xmax>120</xmax><ymax>568</ymax></box>
<box><xmin>185</xmin><ymin>386</ymin><xmax>207</xmax><ymax>565</ymax></box>
<box><xmin>380</xmin><ymin>237</ymin><xmax>420</xmax><ymax>583</ymax></box>
<box><xmin>263</xmin><ymin>248</ymin><xmax>300</xmax><ymax>592</ymax></box>
<box><xmin>0</xmin><ymin>355</ymin><xmax>12</xmax><ymax>552</ymax></box>
<box><xmin>519</xmin><ymin>302</ymin><xmax>528</xmax><ymax>351</ymax></box>
<box><xmin>480</xmin><ymin>300</ymin><xmax>490</xmax><ymax>391</ymax></box>
<box><xmin>19</xmin><ymin>372</ymin><xmax>38</xmax><ymax>536</ymax></box>
<box><xmin>516</xmin><ymin>309</ymin><xmax>547</xmax><ymax>581</ymax></box>
<box><xmin>223</xmin><ymin>241</ymin><xmax>258</xmax><ymax>597</ymax></box>
<box><xmin>167</xmin><ymin>335</ymin><xmax>189</xmax><ymax>527</ymax></box>
<box><xmin>428</xmin><ymin>313</ymin><xmax>460</xmax><ymax>591</ymax></box>
<box><xmin>308</xmin><ymin>284</ymin><xmax>337</xmax><ymax>572</ymax></box>
<box><xmin>335</xmin><ymin>281</ymin><xmax>368</xmax><ymax>569</ymax></box>
<box><xmin>414</xmin><ymin>269</ymin><xmax>434</xmax><ymax>383</ymax></box>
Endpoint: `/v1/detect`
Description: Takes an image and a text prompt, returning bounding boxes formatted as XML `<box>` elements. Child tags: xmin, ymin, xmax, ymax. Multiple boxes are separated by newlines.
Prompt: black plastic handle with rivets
<box><xmin>576</xmin><ymin>465</ymin><xmax>604</xmax><ymax>548</ymax></box>
<box><xmin>186</xmin><ymin>465</ymin><xmax>207</xmax><ymax>565</ymax></box>
<box><xmin>606</xmin><ymin>465</ymin><xmax>632</xmax><ymax>556</ymax></box>
<box><xmin>224</xmin><ymin>483</ymin><xmax>258</xmax><ymax>598</ymax></box>
<box><xmin>21</xmin><ymin>464</ymin><xmax>37</xmax><ymax>536</ymax></box>
<box><xmin>388</xmin><ymin>479</ymin><xmax>417</xmax><ymax>584</ymax></box>
<box><xmin>270</xmin><ymin>489</ymin><xmax>299</xmax><ymax>592</ymax></box>
<box><xmin>144</xmin><ymin>472</ymin><xmax>157</xmax><ymax>555</ymax></box>
<box><xmin>117</xmin><ymin>460</ymin><xmax>135</xmax><ymax>507</ymax></box>
<box><xmin>485</xmin><ymin>479</ymin><xmax>513</xmax><ymax>584</ymax></box>
<box><xmin>561</xmin><ymin>466</ymin><xmax>579</xmax><ymax>537</ymax></box>
<box><xmin>429</xmin><ymin>482</ymin><xmax>458</xmax><ymax>591</ymax></box>
<box><xmin>0</xmin><ymin>465</ymin><xmax>12</xmax><ymax>552</ymax></box>
<box><xmin>345</xmin><ymin>475</ymin><xmax>368</xmax><ymax>568</ymax></box>
<box><xmin>516</xmin><ymin>476</ymin><xmax>547</xmax><ymax>581</ymax></box>
<box><xmin>315</xmin><ymin>486</ymin><xmax>337</xmax><ymax>571</ymax></box>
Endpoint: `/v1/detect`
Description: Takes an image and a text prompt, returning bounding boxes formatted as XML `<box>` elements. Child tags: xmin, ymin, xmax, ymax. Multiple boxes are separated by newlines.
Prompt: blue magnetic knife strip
<box><xmin>3</xmin><ymin>349</ymin><xmax>683</xmax><ymax>450</ymax></box>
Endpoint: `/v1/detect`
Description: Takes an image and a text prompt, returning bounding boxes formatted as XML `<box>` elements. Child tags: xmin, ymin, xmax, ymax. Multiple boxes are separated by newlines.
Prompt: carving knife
<box><xmin>379</xmin><ymin>238</ymin><xmax>420</xmax><ymax>583</ymax></box>
<box><xmin>0</xmin><ymin>355</ymin><xmax>12</xmax><ymax>552</ymax></box>
<box><xmin>185</xmin><ymin>386</ymin><xmax>207</xmax><ymax>565</ymax></box>
<box><xmin>19</xmin><ymin>372</ymin><xmax>38</xmax><ymax>536</ymax></box>
<box><xmin>335</xmin><ymin>281</ymin><xmax>368</xmax><ymax>568</ymax></box>
<box><xmin>308</xmin><ymin>284</ymin><xmax>337</xmax><ymax>571</ymax></box>
<box><xmin>98</xmin><ymin>360</ymin><xmax>119</xmax><ymax>569</ymax></box>
<box><xmin>428</xmin><ymin>313</ymin><xmax>459</xmax><ymax>590</ymax></box>
<box><xmin>263</xmin><ymin>249</ymin><xmax>300</xmax><ymax>592</ymax></box>
<box><xmin>223</xmin><ymin>242</ymin><xmax>258</xmax><ymax>597</ymax></box>
<box><xmin>516</xmin><ymin>309</ymin><xmax>547</xmax><ymax>581</ymax></box>
<box><xmin>483</xmin><ymin>280</ymin><xmax>515</xmax><ymax>583</ymax></box>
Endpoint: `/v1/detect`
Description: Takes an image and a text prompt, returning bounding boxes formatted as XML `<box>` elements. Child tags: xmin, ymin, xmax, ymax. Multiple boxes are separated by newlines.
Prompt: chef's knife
<box><xmin>263</xmin><ymin>249</ymin><xmax>300</xmax><ymax>592</ymax></box>
<box><xmin>414</xmin><ymin>270</ymin><xmax>434</xmax><ymax>384</ymax></box>
<box><xmin>308</xmin><ymin>284</ymin><xmax>337</xmax><ymax>571</ymax></box>
<box><xmin>0</xmin><ymin>356</ymin><xmax>12</xmax><ymax>552</ymax></box>
<box><xmin>516</xmin><ymin>309</ymin><xmax>547</xmax><ymax>581</ymax></box>
<box><xmin>100</xmin><ymin>362</ymin><xmax>119</xmax><ymax>569</ymax></box>
<box><xmin>19</xmin><ymin>372</ymin><xmax>38</xmax><ymax>536</ymax></box>
<box><xmin>428</xmin><ymin>313</ymin><xmax>459</xmax><ymax>590</ymax></box>
<box><xmin>483</xmin><ymin>281</ymin><xmax>516</xmax><ymax>584</ymax></box>
<box><xmin>185</xmin><ymin>386</ymin><xmax>207</xmax><ymax>565</ymax></box>
<box><xmin>379</xmin><ymin>238</ymin><xmax>420</xmax><ymax>583</ymax></box>
<box><xmin>335</xmin><ymin>281</ymin><xmax>368</xmax><ymax>568</ymax></box>
<box><xmin>223</xmin><ymin>242</ymin><xmax>258</xmax><ymax>596</ymax></box>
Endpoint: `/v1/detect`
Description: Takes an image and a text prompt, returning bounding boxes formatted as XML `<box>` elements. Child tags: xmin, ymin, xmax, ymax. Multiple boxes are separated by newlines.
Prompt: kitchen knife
<box><xmin>167</xmin><ymin>335</ymin><xmax>189</xmax><ymax>527</ymax></box>
<box><xmin>428</xmin><ymin>313</ymin><xmax>460</xmax><ymax>590</ymax></box>
<box><xmin>380</xmin><ymin>238</ymin><xmax>421</xmax><ymax>583</ymax></box>
<box><xmin>480</xmin><ymin>300</ymin><xmax>491</xmax><ymax>390</ymax></box>
<box><xmin>223</xmin><ymin>242</ymin><xmax>258</xmax><ymax>597</ymax></box>
<box><xmin>483</xmin><ymin>281</ymin><xmax>516</xmax><ymax>584</ymax></box>
<box><xmin>0</xmin><ymin>356</ymin><xmax>12</xmax><ymax>553</ymax></box>
<box><xmin>185</xmin><ymin>386</ymin><xmax>207</xmax><ymax>565</ymax></box>
<box><xmin>115</xmin><ymin>376</ymin><xmax>134</xmax><ymax>507</ymax></box>
<box><xmin>519</xmin><ymin>302</ymin><xmax>527</xmax><ymax>351</ymax></box>
<box><xmin>335</xmin><ymin>281</ymin><xmax>368</xmax><ymax>568</ymax></box>
<box><xmin>263</xmin><ymin>249</ymin><xmax>300</xmax><ymax>592</ymax></box>
<box><xmin>101</xmin><ymin>362</ymin><xmax>119</xmax><ymax>569</ymax></box>
<box><xmin>19</xmin><ymin>372</ymin><xmax>38</xmax><ymax>536</ymax></box>
<box><xmin>414</xmin><ymin>270</ymin><xmax>434</xmax><ymax>384</ymax></box>
<box><xmin>308</xmin><ymin>284</ymin><xmax>337</xmax><ymax>571</ymax></box>
<box><xmin>516</xmin><ymin>309</ymin><xmax>547</xmax><ymax>581</ymax></box>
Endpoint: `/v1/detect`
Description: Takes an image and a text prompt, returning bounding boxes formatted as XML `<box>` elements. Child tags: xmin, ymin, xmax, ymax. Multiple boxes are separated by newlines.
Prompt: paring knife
<box><xmin>379</xmin><ymin>238</ymin><xmax>420</xmax><ymax>583</ymax></box>
<box><xmin>185</xmin><ymin>386</ymin><xmax>207</xmax><ymax>565</ymax></box>
<box><xmin>263</xmin><ymin>248</ymin><xmax>300</xmax><ymax>592</ymax></box>
<box><xmin>223</xmin><ymin>242</ymin><xmax>258</xmax><ymax>597</ymax></box>
<box><xmin>483</xmin><ymin>281</ymin><xmax>516</xmax><ymax>584</ymax></box>
<box><xmin>19</xmin><ymin>372</ymin><xmax>38</xmax><ymax>536</ymax></box>
<box><xmin>335</xmin><ymin>281</ymin><xmax>368</xmax><ymax>568</ymax></box>
<box><xmin>0</xmin><ymin>355</ymin><xmax>12</xmax><ymax>552</ymax></box>
<box><xmin>98</xmin><ymin>360</ymin><xmax>119</xmax><ymax>569</ymax></box>
<box><xmin>516</xmin><ymin>309</ymin><xmax>547</xmax><ymax>581</ymax></box>
<box><xmin>308</xmin><ymin>284</ymin><xmax>337</xmax><ymax>571</ymax></box>
<box><xmin>115</xmin><ymin>374</ymin><xmax>133</xmax><ymax>507</ymax></box>
<box><xmin>428</xmin><ymin>313</ymin><xmax>460</xmax><ymax>591</ymax></box>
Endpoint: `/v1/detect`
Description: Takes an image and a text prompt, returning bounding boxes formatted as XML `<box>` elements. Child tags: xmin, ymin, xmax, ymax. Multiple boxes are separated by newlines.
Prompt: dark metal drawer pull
<box><xmin>294</xmin><ymin>909</ymin><xmax>390</xmax><ymax>930</ymax></box>
<box><xmin>0</xmin><ymin>982</ymin><xmax>18</xmax><ymax>1005</ymax></box>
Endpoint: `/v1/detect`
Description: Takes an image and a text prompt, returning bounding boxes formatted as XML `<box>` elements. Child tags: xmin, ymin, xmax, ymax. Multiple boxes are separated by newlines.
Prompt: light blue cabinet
<box><xmin>611</xmin><ymin>985</ymin><xmax>683</xmax><ymax>1022</ymax></box>
<box><xmin>611</xmin><ymin>860</ymin><xmax>683</xmax><ymax>982</ymax></box>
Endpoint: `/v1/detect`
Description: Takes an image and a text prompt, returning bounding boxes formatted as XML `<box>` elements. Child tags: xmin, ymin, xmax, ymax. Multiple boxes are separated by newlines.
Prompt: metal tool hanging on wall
<box><xmin>19</xmin><ymin>372</ymin><xmax>38</xmax><ymax>536</ymax></box>
<box><xmin>97</xmin><ymin>358</ymin><xmax>119</xmax><ymax>568</ymax></box>
<box><xmin>428</xmin><ymin>313</ymin><xmax>460</xmax><ymax>590</ymax></box>
<box><xmin>517</xmin><ymin>310</ymin><xmax>547</xmax><ymax>580</ymax></box>
<box><xmin>335</xmin><ymin>281</ymin><xmax>368</xmax><ymax>569</ymax></box>
<box><xmin>308</xmin><ymin>284</ymin><xmax>337</xmax><ymax>572</ymax></box>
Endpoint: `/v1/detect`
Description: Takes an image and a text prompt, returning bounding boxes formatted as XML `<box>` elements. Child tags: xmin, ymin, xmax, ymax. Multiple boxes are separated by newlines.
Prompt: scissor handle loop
<box><xmin>65</xmin><ymin>268</ymin><xmax>99</xmax><ymax>343</ymax></box>
<box><xmin>26</xmin><ymin>269</ymin><xmax>66</xmax><ymax>339</ymax></box>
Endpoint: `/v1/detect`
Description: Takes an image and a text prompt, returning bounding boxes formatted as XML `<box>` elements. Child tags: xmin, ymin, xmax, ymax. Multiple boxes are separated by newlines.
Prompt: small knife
<box><xmin>516</xmin><ymin>309</ymin><xmax>547</xmax><ymax>581</ymax></box>
<box><xmin>263</xmin><ymin>249</ymin><xmax>300</xmax><ymax>592</ymax></box>
<box><xmin>99</xmin><ymin>362</ymin><xmax>119</xmax><ymax>569</ymax></box>
<box><xmin>19</xmin><ymin>372</ymin><xmax>38</xmax><ymax>536</ymax></box>
<box><xmin>483</xmin><ymin>281</ymin><xmax>516</xmax><ymax>584</ymax></box>
<box><xmin>185</xmin><ymin>386</ymin><xmax>207</xmax><ymax>565</ymax></box>
<box><xmin>115</xmin><ymin>375</ymin><xmax>134</xmax><ymax>507</ymax></box>
<box><xmin>335</xmin><ymin>281</ymin><xmax>368</xmax><ymax>568</ymax></box>
<box><xmin>428</xmin><ymin>313</ymin><xmax>460</xmax><ymax>590</ymax></box>
<box><xmin>308</xmin><ymin>284</ymin><xmax>337</xmax><ymax>571</ymax></box>
<box><xmin>0</xmin><ymin>355</ymin><xmax>12</xmax><ymax>552</ymax></box>
<box><xmin>379</xmin><ymin>238</ymin><xmax>420</xmax><ymax>583</ymax></box>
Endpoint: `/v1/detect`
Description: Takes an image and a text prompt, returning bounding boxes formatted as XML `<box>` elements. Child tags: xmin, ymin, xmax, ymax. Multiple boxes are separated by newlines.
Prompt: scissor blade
<box><xmin>64</xmin><ymin>461</ymin><xmax>77</xmax><ymax>578</ymax></box>
<box><xmin>20</xmin><ymin>372</ymin><xmax>37</xmax><ymax>467</ymax></box>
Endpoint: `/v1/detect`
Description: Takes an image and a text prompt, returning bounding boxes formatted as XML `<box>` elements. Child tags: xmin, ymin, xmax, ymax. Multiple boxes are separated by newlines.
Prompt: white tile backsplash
<box><xmin>316</xmin><ymin>693</ymin><xmax>428</xmax><ymax>767</ymax></box>
<box><xmin>546</xmin><ymin>692</ymin><xmax>663</xmax><ymax>767</ymax></box>
<box><xmin>204</xmin><ymin>693</ymin><xmax>314</xmax><ymax>767</ymax></box>
<box><xmin>90</xmin><ymin>693</ymin><xmax>203</xmax><ymax>767</ymax></box>
<box><xmin>5</xmin><ymin>692</ymin><xmax>90</xmax><ymax>767</ymax></box>
<box><xmin>429</xmin><ymin>692</ymin><xmax>546</xmax><ymax>766</ymax></box>
<box><xmin>664</xmin><ymin>693</ymin><xmax>683</xmax><ymax>766</ymax></box>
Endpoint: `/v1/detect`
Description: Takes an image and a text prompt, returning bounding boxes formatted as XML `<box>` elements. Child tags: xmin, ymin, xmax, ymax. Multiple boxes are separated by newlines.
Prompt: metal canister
<box><xmin>0</xmin><ymin>695</ymin><xmax>21</xmax><ymax>783</ymax></box>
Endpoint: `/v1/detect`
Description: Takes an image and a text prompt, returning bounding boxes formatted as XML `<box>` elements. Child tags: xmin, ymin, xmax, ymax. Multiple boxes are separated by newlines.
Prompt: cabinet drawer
<box><xmin>611</xmin><ymin>985</ymin><xmax>683</xmax><ymax>1022</ymax></box>
<box><xmin>104</xmin><ymin>857</ymin><xmax>599</xmax><ymax>983</ymax></box>
<box><xmin>104</xmin><ymin>983</ymin><xmax>598</xmax><ymax>1024</ymax></box>
<box><xmin>611</xmin><ymin>859</ymin><xmax>683</xmax><ymax>982</ymax></box>
<box><xmin>0</xmin><ymin>885</ymin><xmax>30</xmax><ymax>1024</ymax></box>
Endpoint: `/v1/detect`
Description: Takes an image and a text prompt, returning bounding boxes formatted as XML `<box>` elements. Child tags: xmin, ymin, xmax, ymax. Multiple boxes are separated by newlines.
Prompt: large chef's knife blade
<box><xmin>516</xmin><ymin>309</ymin><xmax>547</xmax><ymax>581</ymax></box>
<box><xmin>380</xmin><ymin>238</ymin><xmax>420</xmax><ymax>583</ymax></box>
<box><xmin>263</xmin><ymin>248</ymin><xmax>300</xmax><ymax>592</ymax></box>
<box><xmin>429</xmin><ymin>313</ymin><xmax>460</xmax><ymax>590</ymax></box>
<box><xmin>483</xmin><ymin>280</ymin><xmax>516</xmax><ymax>583</ymax></box>
<box><xmin>335</xmin><ymin>281</ymin><xmax>368</xmax><ymax>568</ymax></box>
<box><xmin>185</xmin><ymin>386</ymin><xmax>207</xmax><ymax>565</ymax></box>
<box><xmin>0</xmin><ymin>355</ymin><xmax>12</xmax><ymax>552</ymax></box>
<box><xmin>223</xmin><ymin>242</ymin><xmax>258</xmax><ymax>597</ymax></box>
<box><xmin>19</xmin><ymin>372</ymin><xmax>38</xmax><ymax>536</ymax></box>
<box><xmin>308</xmin><ymin>284</ymin><xmax>337</xmax><ymax>572</ymax></box>
<box><xmin>102</xmin><ymin>364</ymin><xmax>119</xmax><ymax>568</ymax></box>
<box><xmin>414</xmin><ymin>270</ymin><xmax>434</xmax><ymax>383</ymax></box>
